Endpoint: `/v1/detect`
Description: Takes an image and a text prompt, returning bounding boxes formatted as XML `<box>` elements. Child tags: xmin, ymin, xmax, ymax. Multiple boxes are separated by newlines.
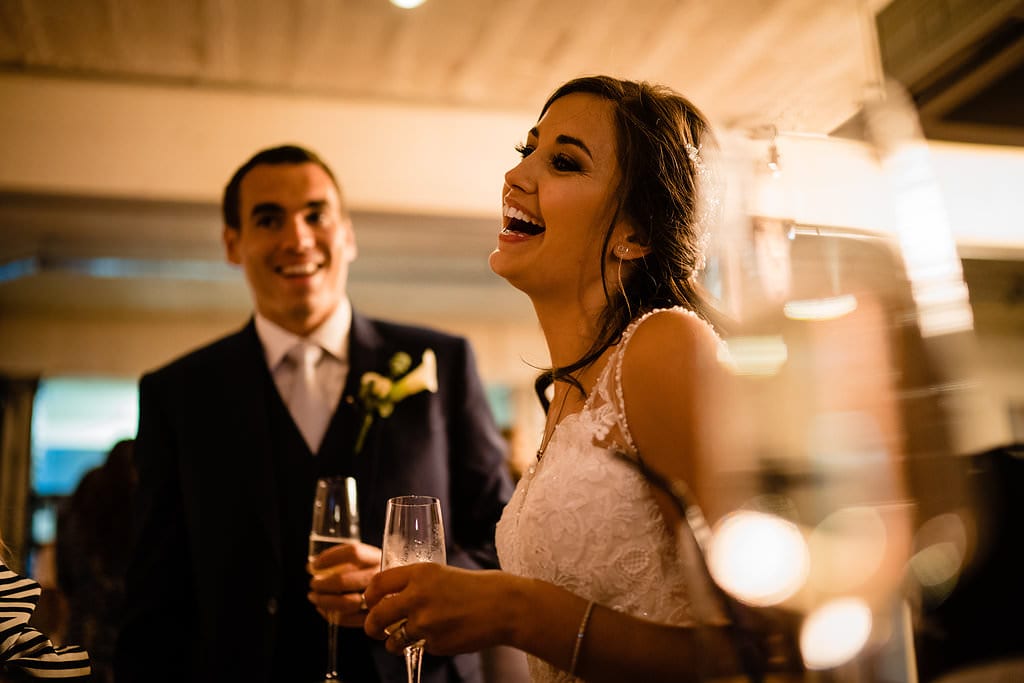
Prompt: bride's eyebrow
<box><xmin>528</xmin><ymin>126</ymin><xmax>594</xmax><ymax>161</ymax></box>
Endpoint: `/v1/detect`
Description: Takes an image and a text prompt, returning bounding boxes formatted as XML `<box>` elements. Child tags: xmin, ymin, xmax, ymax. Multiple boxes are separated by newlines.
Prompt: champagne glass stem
<box><xmin>311</xmin><ymin>477</ymin><xmax>360</xmax><ymax>683</ymax></box>
<box><xmin>327</xmin><ymin>621</ymin><xmax>339</xmax><ymax>680</ymax></box>
<box><xmin>404</xmin><ymin>643</ymin><xmax>424</xmax><ymax>683</ymax></box>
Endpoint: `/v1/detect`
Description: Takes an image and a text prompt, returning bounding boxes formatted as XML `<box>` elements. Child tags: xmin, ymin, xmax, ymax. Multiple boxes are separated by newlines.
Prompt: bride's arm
<box><xmin>363</xmin><ymin>564</ymin><xmax>747</xmax><ymax>683</ymax></box>
<box><xmin>620</xmin><ymin>308</ymin><xmax>743</xmax><ymax>525</ymax></box>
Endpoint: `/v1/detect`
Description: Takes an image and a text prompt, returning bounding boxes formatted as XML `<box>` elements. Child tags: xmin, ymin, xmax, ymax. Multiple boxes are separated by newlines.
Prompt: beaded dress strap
<box><xmin>594</xmin><ymin>306</ymin><xmax>717</xmax><ymax>456</ymax></box>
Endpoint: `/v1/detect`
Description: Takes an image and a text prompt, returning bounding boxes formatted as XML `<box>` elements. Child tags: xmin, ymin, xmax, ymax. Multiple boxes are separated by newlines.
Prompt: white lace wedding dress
<box><xmin>495</xmin><ymin>308</ymin><xmax>726</xmax><ymax>683</ymax></box>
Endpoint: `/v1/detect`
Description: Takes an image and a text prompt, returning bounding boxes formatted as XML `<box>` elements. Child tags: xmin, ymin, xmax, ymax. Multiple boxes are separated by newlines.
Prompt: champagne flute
<box><xmin>310</xmin><ymin>476</ymin><xmax>361</xmax><ymax>683</ymax></box>
<box><xmin>381</xmin><ymin>495</ymin><xmax>446</xmax><ymax>683</ymax></box>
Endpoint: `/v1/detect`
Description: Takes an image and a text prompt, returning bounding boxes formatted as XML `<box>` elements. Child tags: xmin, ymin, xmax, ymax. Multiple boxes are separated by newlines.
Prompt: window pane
<box><xmin>32</xmin><ymin>378</ymin><xmax>138</xmax><ymax>476</ymax></box>
<box><xmin>30</xmin><ymin>377</ymin><xmax>138</xmax><ymax>543</ymax></box>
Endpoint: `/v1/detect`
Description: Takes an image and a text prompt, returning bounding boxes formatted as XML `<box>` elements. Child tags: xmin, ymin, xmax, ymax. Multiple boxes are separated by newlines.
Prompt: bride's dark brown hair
<box><xmin>535</xmin><ymin>75</ymin><xmax>719</xmax><ymax>409</ymax></box>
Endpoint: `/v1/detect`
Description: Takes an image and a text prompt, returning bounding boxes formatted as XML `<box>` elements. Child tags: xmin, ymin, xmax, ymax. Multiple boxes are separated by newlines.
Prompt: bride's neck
<box><xmin>533</xmin><ymin>299</ymin><xmax>604</xmax><ymax>370</ymax></box>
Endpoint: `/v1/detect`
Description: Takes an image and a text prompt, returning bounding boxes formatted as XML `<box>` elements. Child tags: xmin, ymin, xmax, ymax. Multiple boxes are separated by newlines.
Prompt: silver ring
<box><xmin>359</xmin><ymin>592</ymin><xmax>368</xmax><ymax>612</ymax></box>
<box><xmin>384</xmin><ymin>617</ymin><xmax>407</xmax><ymax>639</ymax></box>
<box><xmin>397</xmin><ymin>622</ymin><xmax>409</xmax><ymax>646</ymax></box>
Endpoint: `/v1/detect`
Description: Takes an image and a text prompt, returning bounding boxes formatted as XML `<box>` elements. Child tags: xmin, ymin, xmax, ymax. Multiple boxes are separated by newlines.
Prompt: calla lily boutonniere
<box><xmin>353</xmin><ymin>348</ymin><xmax>438</xmax><ymax>454</ymax></box>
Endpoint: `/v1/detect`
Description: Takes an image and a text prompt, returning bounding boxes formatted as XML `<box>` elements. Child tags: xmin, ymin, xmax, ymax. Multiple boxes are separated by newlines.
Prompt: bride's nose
<box><xmin>504</xmin><ymin>157</ymin><xmax>536</xmax><ymax>194</ymax></box>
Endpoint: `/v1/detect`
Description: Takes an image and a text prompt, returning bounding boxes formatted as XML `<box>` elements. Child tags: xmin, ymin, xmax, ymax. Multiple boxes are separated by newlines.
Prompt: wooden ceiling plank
<box><xmin>444</xmin><ymin>0</ymin><xmax>545</xmax><ymax>106</ymax></box>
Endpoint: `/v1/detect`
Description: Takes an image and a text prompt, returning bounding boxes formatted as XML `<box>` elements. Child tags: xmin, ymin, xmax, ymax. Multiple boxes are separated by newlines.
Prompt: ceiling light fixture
<box><xmin>390</xmin><ymin>0</ymin><xmax>427</xmax><ymax>8</ymax></box>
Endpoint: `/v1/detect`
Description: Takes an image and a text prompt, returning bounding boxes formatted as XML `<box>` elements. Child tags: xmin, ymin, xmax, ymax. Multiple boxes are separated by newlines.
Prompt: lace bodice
<box><xmin>495</xmin><ymin>308</ymin><xmax>725</xmax><ymax>683</ymax></box>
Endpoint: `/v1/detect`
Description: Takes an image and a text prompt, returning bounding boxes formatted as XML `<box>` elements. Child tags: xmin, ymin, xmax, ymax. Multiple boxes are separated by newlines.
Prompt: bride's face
<box><xmin>490</xmin><ymin>92</ymin><xmax>627</xmax><ymax>302</ymax></box>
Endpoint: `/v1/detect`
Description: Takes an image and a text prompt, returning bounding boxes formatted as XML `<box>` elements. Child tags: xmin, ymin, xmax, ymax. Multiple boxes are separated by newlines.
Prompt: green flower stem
<box><xmin>354</xmin><ymin>412</ymin><xmax>374</xmax><ymax>455</ymax></box>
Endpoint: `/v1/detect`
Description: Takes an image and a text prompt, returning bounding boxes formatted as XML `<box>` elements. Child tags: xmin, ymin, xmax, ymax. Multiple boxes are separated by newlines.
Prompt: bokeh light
<box><xmin>800</xmin><ymin>597</ymin><xmax>873</xmax><ymax>670</ymax></box>
<box><xmin>707</xmin><ymin>510</ymin><xmax>809</xmax><ymax>606</ymax></box>
<box><xmin>808</xmin><ymin>506</ymin><xmax>888</xmax><ymax>593</ymax></box>
<box><xmin>910</xmin><ymin>512</ymin><xmax>968</xmax><ymax>602</ymax></box>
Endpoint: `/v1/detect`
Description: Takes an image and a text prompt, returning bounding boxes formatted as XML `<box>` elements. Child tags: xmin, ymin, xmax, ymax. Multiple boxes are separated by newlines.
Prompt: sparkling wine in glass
<box><xmin>310</xmin><ymin>476</ymin><xmax>360</xmax><ymax>683</ymax></box>
<box><xmin>381</xmin><ymin>495</ymin><xmax>446</xmax><ymax>683</ymax></box>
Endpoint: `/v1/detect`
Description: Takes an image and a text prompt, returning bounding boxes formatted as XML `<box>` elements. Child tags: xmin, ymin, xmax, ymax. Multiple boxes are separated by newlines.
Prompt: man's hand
<box><xmin>308</xmin><ymin>541</ymin><xmax>383</xmax><ymax>627</ymax></box>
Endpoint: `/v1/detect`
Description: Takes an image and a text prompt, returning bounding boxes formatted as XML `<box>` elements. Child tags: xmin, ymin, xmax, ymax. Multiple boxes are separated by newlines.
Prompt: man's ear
<box><xmin>340</xmin><ymin>217</ymin><xmax>358</xmax><ymax>263</ymax></box>
<box><xmin>223</xmin><ymin>225</ymin><xmax>242</xmax><ymax>265</ymax></box>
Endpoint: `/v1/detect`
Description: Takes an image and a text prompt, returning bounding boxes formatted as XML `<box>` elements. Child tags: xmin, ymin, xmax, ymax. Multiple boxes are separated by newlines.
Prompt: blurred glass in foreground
<box><xmin>691</xmin><ymin>79</ymin><xmax>1009</xmax><ymax>681</ymax></box>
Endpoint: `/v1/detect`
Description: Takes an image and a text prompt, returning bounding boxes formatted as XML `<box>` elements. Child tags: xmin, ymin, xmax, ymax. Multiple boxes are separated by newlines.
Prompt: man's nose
<box><xmin>283</xmin><ymin>214</ymin><xmax>316</xmax><ymax>248</ymax></box>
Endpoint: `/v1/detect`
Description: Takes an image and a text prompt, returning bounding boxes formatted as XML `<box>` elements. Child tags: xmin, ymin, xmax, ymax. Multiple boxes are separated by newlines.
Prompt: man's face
<box><xmin>223</xmin><ymin>162</ymin><xmax>356</xmax><ymax>336</ymax></box>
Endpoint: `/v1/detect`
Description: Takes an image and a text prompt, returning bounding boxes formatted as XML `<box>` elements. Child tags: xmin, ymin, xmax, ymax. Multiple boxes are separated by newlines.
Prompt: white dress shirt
<box><xmin>255</xmin><ymin>299</ymin><xmax>352</xmax><ymax>450</ymax></box>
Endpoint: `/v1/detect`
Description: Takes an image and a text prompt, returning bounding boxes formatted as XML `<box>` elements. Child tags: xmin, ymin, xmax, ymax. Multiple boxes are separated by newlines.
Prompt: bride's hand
<box><xmin>363</xmin><ymin>564</ymin><xmax>524</xmax><ymax>655</ymax></box>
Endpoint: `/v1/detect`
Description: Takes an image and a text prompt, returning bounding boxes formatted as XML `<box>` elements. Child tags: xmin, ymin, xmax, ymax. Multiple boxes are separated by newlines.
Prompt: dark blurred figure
<box><xmin>914</xmin><ymin>442</ymin><xmax>1024</xmax><ymax>681</ymax></box>
<box><xmin>56</xmin><ymin>439</ymin><xmax>136</xmax><ymax>683</ymax></box>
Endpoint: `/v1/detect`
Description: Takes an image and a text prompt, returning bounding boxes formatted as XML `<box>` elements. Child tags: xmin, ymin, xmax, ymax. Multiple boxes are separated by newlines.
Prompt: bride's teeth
<box><xmin>503</xmin><ymin>205</ymin><xmax>544</xmax><ymax>228</ymax></box>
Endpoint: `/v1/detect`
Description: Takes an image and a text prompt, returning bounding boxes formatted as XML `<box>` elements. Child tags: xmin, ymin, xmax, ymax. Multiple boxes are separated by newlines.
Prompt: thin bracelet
<box><xmin>569</xmin><ymin>600</ymin><xmax>595</xmax><ymax>677</ymax></box>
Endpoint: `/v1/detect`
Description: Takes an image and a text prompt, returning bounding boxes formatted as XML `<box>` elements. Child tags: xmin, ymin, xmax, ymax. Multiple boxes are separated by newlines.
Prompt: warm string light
<box><xmin>750</xmin><ymin>125</ymin><xmax>789</xmax><ymax>218</ymax></box>
<box><xmin>766</xmin><ymin>138</ymin><xmax>781</xmax><ymax>177</ymax></box>
<box><xmin>744</xmin><ymin>125</ymin><xmax>796</xmax><ymax>309</ymax></box>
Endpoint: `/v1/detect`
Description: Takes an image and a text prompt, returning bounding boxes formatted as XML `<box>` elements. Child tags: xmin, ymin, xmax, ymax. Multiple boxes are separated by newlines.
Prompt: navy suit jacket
<box><xmin>115</xmin><ymin>312</ymin><xmax>513</xmax><ymax>682</ymax></box>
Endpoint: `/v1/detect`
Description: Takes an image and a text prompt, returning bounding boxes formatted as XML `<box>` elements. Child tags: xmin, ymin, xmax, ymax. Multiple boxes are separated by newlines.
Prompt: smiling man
<box><xmin>224</xmin><ymin>156</ymin><xmax>355</xmax><ymax>337</ymax></box>
<box><xmin>115</xmin><ymin>145</ymin><xmax>513</xmax><ymax>683</ymax></box>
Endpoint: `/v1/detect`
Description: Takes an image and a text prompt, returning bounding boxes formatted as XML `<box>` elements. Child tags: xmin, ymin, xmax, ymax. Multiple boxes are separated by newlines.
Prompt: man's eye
<box><xmin>306</xmin><ymin>211</ymin><xmax>325</xmax><ymax>226</ymax></box>
<box><xmin>551</xmin><ymin>153</ymin><xmax>581</xmax><ymax>172</ymax></box>
<box><xmin>254</xmin><ymin>215</ymin><xmax>280</xmax><ymax>229</ymax></box>
<box><xmin>514</xmin><ymin>142</ymin><xmax>534</xmax><ymax>158</ymax></box>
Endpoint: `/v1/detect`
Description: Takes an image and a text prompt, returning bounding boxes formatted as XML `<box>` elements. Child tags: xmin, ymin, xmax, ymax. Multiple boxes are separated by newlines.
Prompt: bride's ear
<box><xmin>611</xmin><ymin>229</ymin><xmax>652</xmax><ymax>261</ymax></box>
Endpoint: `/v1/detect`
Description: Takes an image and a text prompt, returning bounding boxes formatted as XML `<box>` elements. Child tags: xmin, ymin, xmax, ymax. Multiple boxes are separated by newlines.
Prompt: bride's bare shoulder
<box><xmin>624</xmin><ymin>307</ymin><xmax>720</xmax><ymax>361</ymax></box>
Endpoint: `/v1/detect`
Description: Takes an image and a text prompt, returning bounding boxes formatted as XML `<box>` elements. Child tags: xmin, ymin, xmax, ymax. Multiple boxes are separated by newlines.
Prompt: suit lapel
<box><xmin>336</xmin><ymin>312</ymin><xmax>389</xmax><ymax>463</ymax></box>
<box><xmin>335</xmin><ymin>312</ymin><xmax>391</xmax><ymax>521</ymax></box>
<box><xmin>344</xmin><ymin>311</ymin><xmax>387</xmax><ymax>404</ymax></box>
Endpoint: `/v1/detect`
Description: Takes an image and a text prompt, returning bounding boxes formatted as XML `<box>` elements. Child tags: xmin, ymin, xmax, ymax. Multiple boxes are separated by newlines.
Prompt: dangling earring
<box><xmin>616</xmin><ymin>247</ymin><xmax>634</xmax><ymax>320</ymax></box>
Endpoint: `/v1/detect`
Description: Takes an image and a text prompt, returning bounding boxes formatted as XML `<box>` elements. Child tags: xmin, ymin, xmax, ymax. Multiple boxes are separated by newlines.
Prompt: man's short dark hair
<box><xmin>222</xmin><ymin>144</ymin><xmax>342</xmax><ymax>229</ymax></box>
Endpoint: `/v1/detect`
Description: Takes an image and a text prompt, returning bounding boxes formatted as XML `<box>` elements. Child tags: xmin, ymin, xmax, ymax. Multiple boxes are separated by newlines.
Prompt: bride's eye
<box><xmin>551</xmin><ymin>153</ymin><xmax>581</xmax><ymax>172</ymax></box>
<box><xmin>514</xmin><ymin>142</ymin><xmax>534</xmax><ymax>158</ymax></box>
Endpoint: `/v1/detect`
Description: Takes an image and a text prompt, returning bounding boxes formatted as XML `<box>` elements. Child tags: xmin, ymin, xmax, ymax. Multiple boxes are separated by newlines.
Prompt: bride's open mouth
<box><xmin>502</xmin><ymin>204</ymin><xmax>545</xmax><ymax>236</ymax></box>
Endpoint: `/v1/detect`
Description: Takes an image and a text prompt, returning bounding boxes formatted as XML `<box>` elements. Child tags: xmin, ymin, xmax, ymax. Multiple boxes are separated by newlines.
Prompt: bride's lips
<box><xmin>501</xmin><ymin>203</ymin><xmax>546</xmax><ymax>237</ymax></box>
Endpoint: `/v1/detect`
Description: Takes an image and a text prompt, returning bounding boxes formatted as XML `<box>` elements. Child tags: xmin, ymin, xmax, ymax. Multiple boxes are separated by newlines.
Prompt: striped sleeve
<box><xmin>0</xmin><ymin>563</ymin><xmax>91</xmax><ymax>679</ymax></box>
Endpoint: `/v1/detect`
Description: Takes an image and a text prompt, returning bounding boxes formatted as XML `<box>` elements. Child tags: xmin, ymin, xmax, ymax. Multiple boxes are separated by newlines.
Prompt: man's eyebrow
<box><xmin>250</xmin><ymin>202</ymin><xmax>284</xmax><ymax>217</ymax></box>
<box><xmin>250</xmin><ymin>200</ymin><xmax>330</xmax><ymax>216</ymax></box>
<box><xmin>528</xmin><ymin>126</ymin><xmax>593</xmax><ymax>160</ymax></box>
